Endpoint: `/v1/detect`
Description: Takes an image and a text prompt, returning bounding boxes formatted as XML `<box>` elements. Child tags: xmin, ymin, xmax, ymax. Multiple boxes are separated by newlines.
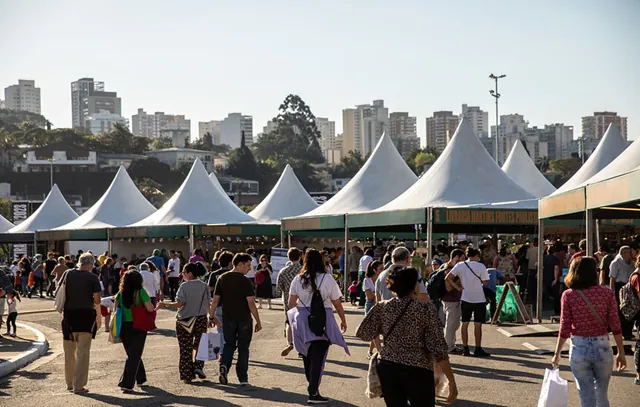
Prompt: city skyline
<box><xmin>1</xmin><ymin>1</ymin><xmax>639</xmax><ymax>145</ymax></box>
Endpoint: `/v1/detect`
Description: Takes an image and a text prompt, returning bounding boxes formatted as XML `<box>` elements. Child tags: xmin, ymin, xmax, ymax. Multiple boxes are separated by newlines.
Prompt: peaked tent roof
<box><xmin>209</xmin><ymin>172</ymin><xmax>229</xmax><ymax>197</ymax></box>
<box><xmin>55</xmin><ymin>166</ymin><xmax>156</xmax><ymax>230</ymax></box>
<box><xmin>552</xmin><ymin>123</ymin><xmax>627</xmax><ymax>195</ymax></box>
<box><xmin>578</xmin><ymin>135</ymin><xmax>640</xmax><ymax>187</ymax></box>
<box><xmin>378</xmin><ymin>118</ymin><xmax>537</xmax><ymax>211</ymax></box>
<box><xmin>298</xmin><ymin>132</ymin><xmax>418</xmax><ymax>217</ymax></box>
<box><xmin>133</xmin><ymin>158</ymin><xmax>254</xmax><ymax>226</ymax></box>
<box><xmin>502</xmin><ymin>140</ymin><xmax>556</xmax><ymax>198</ymax></box>
<box><xmin>8</xmin><ymin>184</ymin><xmax>78</xmax><ymax>233</ymax></box>
<box><xmin>0</xmin><ymin>215</ymin><xmax>14</xmax><ymax>233</ymax></box>
<box><xmin>249</xmin><ymin>164</ymin><xmax>318</xmax><ymax>223</ymax></box>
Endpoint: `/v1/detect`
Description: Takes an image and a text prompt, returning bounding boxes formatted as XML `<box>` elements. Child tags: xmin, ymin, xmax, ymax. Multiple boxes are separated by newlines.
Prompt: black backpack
<box><xmin>306</xmin><ymin>274</ymin><xmax>327</xmax><ymax>336</ymax></box>
<box><xmin>426</xmin><ymin>265</ymin><xmax>448</xmax><ymax>302</ymax></box>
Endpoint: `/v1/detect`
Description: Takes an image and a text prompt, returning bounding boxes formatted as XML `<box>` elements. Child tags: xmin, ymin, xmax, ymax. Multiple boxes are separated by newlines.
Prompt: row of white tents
<box><xmin>0</xmin><ymin>118</ymin><xmax>636</xmax><ymax>240</ymax></box>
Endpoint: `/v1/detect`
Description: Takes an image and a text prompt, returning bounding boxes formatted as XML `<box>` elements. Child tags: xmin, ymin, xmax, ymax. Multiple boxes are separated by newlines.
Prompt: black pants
<box><xmin>168</xmin><ymin>277</ymin><xmax>180</xmax><ymax>302</ymax></box>
<box><xmin>485</xmin><ymin>288</ymin><xmax>497</xmax><ymax>320</ymax></box>
<box><xmin>378</xmin><ymin>359</ymin><xmax>435</xmax><ymax>407</ymax></box>
<box><xmin>221</xmin><ymin>317</ymin><xmax>253</xmax><ymax>383</ymax></box>
<box><xmin>302</xmin><ymin>340</ymin><xmax>330</xmax><ymax>396</ymax></box>
<box><xmin>30</xmin><ymin>277</ymin><xmax>44</xmax><ymax>297</ymax></box>
<box><xmin>119</xmin><ymin>321</ymin><xmax>148</xmax><ymax>389</ymax></box>
<box><xmin>634</xmin><ymin>315</ymin><xmax>640</xmax><ymax>373</ymax></box>
<box><xmin>46</xmin><ymin>277</ymin><xmax>56</xmax><ymax>296</ymax></box>
<box><xmin>7</xmin><ymin>312</ymin><xmax>17</xmax><ymax>332</ymax></box>
<box><xmin>614</xmin><ymin>282</ymin><xmax>635</xmax><ymax>338</ymax></box>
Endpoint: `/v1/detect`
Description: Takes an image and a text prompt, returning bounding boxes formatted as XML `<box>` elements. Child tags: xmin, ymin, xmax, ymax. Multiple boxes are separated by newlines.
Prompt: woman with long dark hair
<box><xmin>363</xmin><ymin>260</ymin><xmax>383</xmax><ymax>358</ymax></box>
<box><xmin>287</xmin><ymin>249</ymin><xmax>348</xmax><ymax>404</ymax></box>
<box><xmin>255</xmin><ymin>254</ymin><xmax>273</xmax><ymax>309</ymax></box>
<box><xmin>551</xmin><ymin>257</ymin><xmax>626</xmax><ymax>406</ymax></box>
<box><xmin>357</xmin><ymin>267</ymin><xmax>458</xmax><ymax>406</ymax></box>
<box><xmin>113</xmin><ymin>269</ymin><xmax>155</xmax><ymax>392</ymax></box>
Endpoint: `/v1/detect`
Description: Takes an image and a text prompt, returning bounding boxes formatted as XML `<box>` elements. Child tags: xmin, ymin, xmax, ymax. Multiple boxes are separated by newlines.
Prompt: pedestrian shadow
<box><xmin>449</xmin><ymin>362</ymin><xmax>539</xmax><ymax>384</ymax></box>
<box><xmin>0</xmin><ymin>370</ymin><xmax>51</xmax><ymax>397</ymax></box>
<box><xmin>148</xmin><ymin>328</ymin><xmax>176</xmax><ymax>338</ymax></box>
<box><xmin>77</xmin><ymin>385</ymin><xmax>242</xmax><ymax>406</ymax></box>
<box><xmin>218</xmin><ymin>383</ymin><xmax>360</xmax><ymax>406</ymax></box>
<box><xmin>250</xmin><ymin>360</ymin><xmax>359</xmax><ymax>379</ymax></box>
<box><xmin>439</xmin><ymin>400</ymin><xmax>508</xmax><ymax>407</ymax></box>
<box><xmin>325</xmin><ymin>358</ymin><xmax>369</xmax><ymax>371</ymax></box>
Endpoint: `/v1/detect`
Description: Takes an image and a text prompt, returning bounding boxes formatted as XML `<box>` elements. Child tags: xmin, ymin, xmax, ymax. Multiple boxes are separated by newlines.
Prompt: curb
<box><xmin>0</xmin><ymin>322</ymin><xmax>49</xmax><ymax>378</ymax></box>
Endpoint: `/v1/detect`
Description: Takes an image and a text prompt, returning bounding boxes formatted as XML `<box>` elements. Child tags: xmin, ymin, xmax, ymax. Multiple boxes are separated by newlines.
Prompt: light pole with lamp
<box><xmin>489</xmin><ymin>73</ymin><xmax>506</xmax><ymax>165</ymax></box>
<box><xmin>48</xmin><ymin>157</ymin><xmax>56</xmax><ymax>189</ymax></box>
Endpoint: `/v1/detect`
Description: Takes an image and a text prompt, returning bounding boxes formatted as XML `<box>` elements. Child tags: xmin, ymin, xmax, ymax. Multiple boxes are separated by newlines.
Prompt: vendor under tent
<box><xmin>537</xmin><ymin>128</ymin><xmax>640</xmax><ymax>321</ymax></box>
<box><xmin>36</xmin><ymin>166</ymin><xmax>156</xmax><ymax>253</ymax></box>
<box><xmin>0</xmin><ymin>185</ymin><xmax>78</xmax><ymax>255</ymax></box>
<box><xmin>502</xmin><ymin>139</ymin><xmax>556</xmax><ymax>198</ymax></box>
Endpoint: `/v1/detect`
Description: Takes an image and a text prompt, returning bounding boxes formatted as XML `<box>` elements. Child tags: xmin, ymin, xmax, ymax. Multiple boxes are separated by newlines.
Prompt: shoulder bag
<box><xmin>464</xmin><ymin>261</ymin><xmax>489</xmax><ymax>304</ymax></box>
<box><xmin>132</xmin><ymin>290</ymin><xmax>157</xmax><ymax>331</ymax></box>
<box><xmin>575</xmin><ymin>290</ymin><xmax>607</xmax><ymax>328</ymax></box>
<box><xmin>366</xmin><ymin>299</ymin><xmax>412</xmax><ymax>399</ymax></box>
<box><xmin>177</xmin><ymin>283</ymin><xmax>208</xmax><ymax>334</ymax></box>
<box><xmin>54</xmin><ymin>269</ymin><xmax>72</xmax><ymax>313</ymax></box>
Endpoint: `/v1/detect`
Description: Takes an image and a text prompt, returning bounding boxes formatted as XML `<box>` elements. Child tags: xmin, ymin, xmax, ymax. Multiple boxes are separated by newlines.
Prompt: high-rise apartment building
<box><xmin>71</xmin><ymin>78</ymin><xmax>121</xmax><ymax>129</ymax></box>
<box><xmin>581</xmin><ymin>112</ymin><xmax>628</xmax><ymax>140</ymax></box>
<box><xmin>220</xmin><ymin>113</ymin><xmax>253</xmax><ymax>148</ymax></box>
<box><xmin>4</xmin><ymin>80</ymin><xmax>41</xmax><ymax>114</ymax></box>
<box><xmin>341</xmin><ymin>100</ymin><xmax>388</xmax><ymax>156</ymax></box>
<box><xmin>425</xmin><ymin>111</ymin><xmax>459</xmax><ymax>153</ymax></box>
<box><xmin>491</xmin><ymin>114</ymin><xmax>527</xmax><ymax>164</ymax></box>
<box><xmin>262</xmin><ymin>120</ymin><xmax>278</xmax><ymax>136</ymax></box>
<box><xmin>461</xmin><ymin>104</ymin><xmax>489</xmax><ymax>138</ymax></box>
<box><xmin>388</xmin><ymin>112</ymin><xmax>419</xmax><ymax>158</ymax></box>
<box><xmin>85</xmin><ymin>110</ymin><xmax>129</xmax><ymax>134</ymax></box>
<box><xmin>198</xmin><ymin>120</ymin><xmax>222</xmax><ymax>144</ymax></box>
<box><xmin>131</xmin><ymin>109</ymin><xmax>191</xmax><ymax>140</ymax></box>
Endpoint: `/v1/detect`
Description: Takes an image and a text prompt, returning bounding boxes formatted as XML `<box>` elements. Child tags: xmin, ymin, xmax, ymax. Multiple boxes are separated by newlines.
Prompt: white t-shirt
<box><xmin>359</xmin><ymin>255</ymin><xmax>373</xmax><ymax>272</ymax></box>
<box><xmin>141</xmin><ymin>270</ymin><xmax>159</xmax><ymax>298</ymax></box>
<box><xmin>289</xmin><ymin>273</ymin><xmax>342</xmax><ymax>309</ymax></box>
<box><xmin>450</xmin><ymin>261</ymin><xmax>489</xmax><ymax>304</ymax></box>
<box><xmin>526</xmin><ymin>246</ymin><xmax>538</xmax><ymax>270</ymax></box>
<box><xmin>168</xmin><ymin>258</ymin><xmax>181</xmax><ymax>278</ymax></box>
<box><xmin>246</xmin><ymin>257</ymin><xmax>258</xmax><ymax>279</ymax></box>
<box><xmin>363</xmin><ymin>277</ymin><xmax>375</xmax><ymax>293</ymax></box>
<box><xmin>9</xmin><ymin>264</ymin><xmax>18</xmax><ymax>277</ymax></box>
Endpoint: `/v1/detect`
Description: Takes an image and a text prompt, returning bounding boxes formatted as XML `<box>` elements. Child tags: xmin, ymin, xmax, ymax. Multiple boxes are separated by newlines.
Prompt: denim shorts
<box><xmin>364</xmin><ymin>300</ymin><xmax>376</xmax><ymax>316</ymax></box>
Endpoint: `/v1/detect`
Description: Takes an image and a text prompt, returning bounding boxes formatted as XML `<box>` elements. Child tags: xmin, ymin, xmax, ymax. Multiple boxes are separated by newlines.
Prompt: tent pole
<box><xmin>280</xmin><ymin>227</ymin><xmax>286</xmax><ymax>248</ymax></box>
<box><xmin>595</xmin><ymin>219</ymin><xmax>600</xmax><ymax>252</ymax></box>
<box><xmin>287</xmin><ymin>231</ymin><xmax>291</xmax><ymax>248</ymax></box>
<box><xmin>33</xmin><ymin>232</ymin><xmax>37</xmax><ymax>257</ymax></box>
<box><xmin>107</xmin><ymin>229</ymin><xmax>113</xmax><ymax>256</ymax></box>
<box><xmin>426</xmin><ymin>208</ymin><xmax>433</xmax><ymax>267</ymax></box>
<box><xmin>189</xmin><ymin>224</ymin><xmax>195</xmax><ymax>254</ymax></box>
<box><xmin>585</xmin><ymin>209</ymin><xmax>594</xmax><ymax>257</ymax></box>
<box><xmin>536</xmin><ymin>218</ymin><xmax>544</xmax><ymax>323</ymax></box>
<box><xmin>344</xmin><ymin>214</ymin><xmax>349</xmax><ymax>299</ymax></box>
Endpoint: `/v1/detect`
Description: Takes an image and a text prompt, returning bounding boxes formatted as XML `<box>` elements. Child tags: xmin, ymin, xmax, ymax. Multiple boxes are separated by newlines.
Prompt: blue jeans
<box><xmin>220</xmin><ymin>317</ymin><xmax>253</xmax><ymax>383</ymax></box>
<box><xmin>569</xmin><ymin>335</ymin><xmax>613</xmax><ymax>407</ymax></box>
<box><xmin>364</xmin><ymin>300</ymin><xmax>375</xmax><ymax>315</ymax></box>
<box><xmin>215</xmin><ymin>307</ymin><xmax>224</xmax><ymax>356</ymax></box>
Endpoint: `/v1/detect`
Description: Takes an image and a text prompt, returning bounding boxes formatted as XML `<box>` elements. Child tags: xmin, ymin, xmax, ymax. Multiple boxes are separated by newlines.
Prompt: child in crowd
<box><xmin>14</xmin><ymin>269</ymin><xmax>22</xmax><ymax>295</ymax></box>
<box><xmin>100</xmin><ymin>296</ymin><xmax>114</xmax><ymax>332</ymax></box>
<box><xmin>6</xmin><ymin>291</ymin><xmax>20</xmax><ymax>337</ymax></box>
<box><xmin>348</xmin><ymin>280</ymin><xmax>359</xmax><ymax>305</ymax></box>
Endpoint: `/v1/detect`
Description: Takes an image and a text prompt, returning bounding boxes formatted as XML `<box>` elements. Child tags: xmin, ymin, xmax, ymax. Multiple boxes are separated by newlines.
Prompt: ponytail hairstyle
<box><xmin>300</xmin><ymin>249</ymin><xmax>325</xmax><ymax>290</ymax></box>
<box><xmin>183</xmin><ymin>261</ymin><xmax>207</xmax><ymax>278</ymax></box>
<box><xmin>366</xmin><ymin>260</ymin><xmax>382</xmax><ymax>278</ymax></box>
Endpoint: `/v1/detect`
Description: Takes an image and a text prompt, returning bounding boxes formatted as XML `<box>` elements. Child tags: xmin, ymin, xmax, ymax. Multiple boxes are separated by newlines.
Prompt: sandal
<box><xmin>73</xmin><ymin>388</ymin><xmax>89</xmax><ymax>394</ymax></box>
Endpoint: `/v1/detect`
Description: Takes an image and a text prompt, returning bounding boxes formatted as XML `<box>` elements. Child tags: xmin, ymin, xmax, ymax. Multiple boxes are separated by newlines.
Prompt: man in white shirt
<box><xmin>609</xmin><ymin>246</ymin><xmax>635</xmax><ymax>339</ymax></box>
<box><xmin>446</xmin><ymin>247</ymin><xmax>490</xmax><ymax>357</ymax></box>
<box><xmin>139</xmin><ymin>263</ymin><xmax>159</xmax><ymax>305</ymax></box>
<box><xmin>167</xmin><ymin>250</ymin><xmax>182</xmax><ymax>302</ymax></box>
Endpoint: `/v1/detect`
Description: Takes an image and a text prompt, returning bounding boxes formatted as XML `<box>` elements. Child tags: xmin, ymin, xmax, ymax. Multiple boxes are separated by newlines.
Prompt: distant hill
<box><xmin>0</xmin><ymin>109</ymin><xmax>48</xmax><ymax>131</ymax></box>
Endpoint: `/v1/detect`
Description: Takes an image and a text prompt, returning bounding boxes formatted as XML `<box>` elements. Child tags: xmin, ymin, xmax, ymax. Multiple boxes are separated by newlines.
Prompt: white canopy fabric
<box><xmin>249</xmin><ymin>164</ymin><xmax>318</xmax><ymax>224</ymax></box>
<box><xmin>577</xmin><ymin>134</ymin><xmax>640</xmax><ymax>187</ymax></box>
<box><xmin>552</xmin><ymin>123</ymin><xmax>627</xmax><ymax>195</ymax></box>
<box><xmin>209</xmin><ymin>172</ymin><xmax>229</xmax><ymax>197</ymax></box>
<box><xmin>0</xmin><ymin>215</ymin><xmax>14</xmax><ymax>233</ymax></box>
<box><xmin>8</xmin><ymin>184</ymin><xmax>78</xmax><ymax>233</ymax></box>
<box><xmin>378</xmin><ymin>118</ymin><xmax>538</xmax><ymax>211</ymax></box>
<box><xmin>56</xmin><ymin>166</ymin><xmax>156</xmax><ymax>230</ymax></box>
<box><xmin>133</xmin><ymin>158</ymin><xmax>254</xmax><ymax>226</ymax></box>
<box><xmin>502</xmin><ymin>140</ymin><xmax>556</xmax><ymax>198</ymax></box>
<box><xmin>299</xmin><ymin>132</ymin><xmax>418</xmax><ymax>217</ymax></box>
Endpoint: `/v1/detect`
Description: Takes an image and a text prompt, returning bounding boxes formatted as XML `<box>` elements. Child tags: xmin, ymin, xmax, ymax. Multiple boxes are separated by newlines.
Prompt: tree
<box><xmin>414</xmin><ymin>152</ymin><xmax>437</xmax><ymax>170</ymax></box>
<box><xmin>330</xmin><ymin>150</ymin><xmax>366</xmax><ymax>178</ymax></box>
<box><xmin>226</xmin><ymin>132</ymin><xmax>259</xmax><ymax>181</ymax></box>
<box><xmin>150</xmin><ymin>136</ymin><xmax>173</xmax><ymax>150</ymax></box>
<box><xmin>129</xmin><ymin>156</ymin><xmax>172</xmax><ymax>184</ymax></box>
<box><xmin>134</xmin><ymin>177</ymin><xmax>168</xmax><ymax>208</ymax></box>
<box><xmin>405</xmin><ymin>146</ymin><xmax>440</xmax><ymax>175</ymax></box>
<box><xmin>549</xmin><ymin>157</ymin><xmax>581</xmax><ymax>178</ymax></box>
<box><xmin>191</xmin><ymin>132</ymin><xmax>214</xmax><ymax>151</ymax></box>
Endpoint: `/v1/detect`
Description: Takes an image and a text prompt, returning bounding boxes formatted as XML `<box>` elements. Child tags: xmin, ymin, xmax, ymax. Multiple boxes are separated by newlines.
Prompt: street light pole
<box><xmin>49</xmin><ymin>157</ymin><xmax>55</xmax><ymax>189</ymax></box>
<box><xmin>489</xmin><ymin>73</ymin><xmax>506</xmax><ymax>165</ymax></box>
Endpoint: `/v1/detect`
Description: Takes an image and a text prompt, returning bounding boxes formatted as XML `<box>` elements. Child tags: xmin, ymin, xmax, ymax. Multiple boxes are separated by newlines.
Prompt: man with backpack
<box><xmin>428</xmin><ymin>249</ymin><xmax>465</xmax><ymax>355</ymax></box>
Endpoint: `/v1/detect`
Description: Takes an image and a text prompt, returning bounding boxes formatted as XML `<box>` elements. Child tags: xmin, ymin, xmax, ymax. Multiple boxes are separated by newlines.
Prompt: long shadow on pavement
<box><xmin>78</xmin><ymin>384</ymin><xmax>242</xmax><ymax>406</ymax></box>
<box><xmin>443</xmin><ymin>400</ymin><xmax>508</xmax><ymax>407</ymax></box>
<box><xmin>250</xmin><ymin>360</ymin><xmax>359</xmax><ymax>379</ymax></box>
<box><xmin>217</xmin><ymin>383</ymin><xmax>359</xmax><ymax>406</ymax></box>
<box><xmin>0</xmin><ymin>370</ymin><xmax>51</xmax><ymax>397</ymax></box>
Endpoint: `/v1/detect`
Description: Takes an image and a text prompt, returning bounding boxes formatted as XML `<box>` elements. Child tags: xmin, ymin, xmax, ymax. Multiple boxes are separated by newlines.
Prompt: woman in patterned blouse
<box><xmin>551</xmin><ymin>257</ymin><xmax>626</xmax><ymax>406</ymax></box>
<box><xmin>356</xmin><ymin>267</ymin><xmax>457</xmax><ymax>406</ymax></box>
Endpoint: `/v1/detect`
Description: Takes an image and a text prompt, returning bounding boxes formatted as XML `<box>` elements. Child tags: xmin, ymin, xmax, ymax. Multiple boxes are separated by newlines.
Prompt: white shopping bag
<box><xmin>537</xmin><ymin>368</ymin><xmax>568</xmax><ymax>407</ymax></box>
<box><xmin>195</xmin><ymin>332</ymin><xmax>222</xmax><ymax>361</ymax></box>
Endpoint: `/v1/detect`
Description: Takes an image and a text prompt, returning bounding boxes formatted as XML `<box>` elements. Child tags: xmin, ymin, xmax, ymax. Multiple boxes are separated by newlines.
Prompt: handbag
<box><xmin>177</xmin><ymin>285</ymin><xmax>208</xmax><ymax>334</ymax></box>
<box><xmin>365</xmin><ymin>299</ymin><xmax>412</xmax><ymax>399</ymax></box>
<box><xmin>108</xmin><ymin>305</ymin><xmax>123</xmax><ymax>343</ymax></box>
<box><xmin>132</xmin><ymin>290</ymin><xmax>157</xmax><ymax>331</ymax></box>
<box><xmin>537</xmin><ymin>368</ymin><xmax>568</xmax><ymax>407</ymax></box>
<box><xmin>464</xmin><ymin>262</ymin><xmax>489</xmax><ymax>304</ymax></box>
<box><xmin>195</xmin><ymin>331</ymin><xmax>222</xmax><ymax>361</ymax></box>
<box><xmin>54</xmin><ymin>269</ymin><xmax>71</xmax><ymax>313</ymax></box>
<box><xmin>575</xmin><ymin>290</ymin><xmax>607</xmax><ymax>328</ymax></box>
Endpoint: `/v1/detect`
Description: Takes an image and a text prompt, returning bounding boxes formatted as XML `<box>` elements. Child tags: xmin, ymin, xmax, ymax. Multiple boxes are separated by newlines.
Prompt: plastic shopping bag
<box><xmin>434</xmin><ymin>361</ymin><xmax>450</xmax><ymax>399</ymax></box>
<box><xmin>537</xmin><ymin>368</ymin><xmax>568</xmax><ymax>407</ymax></box>
<box><xmin>195</xmin><ymin>331</ymin><xmax>222</xmax><ymax>361</ymax></box>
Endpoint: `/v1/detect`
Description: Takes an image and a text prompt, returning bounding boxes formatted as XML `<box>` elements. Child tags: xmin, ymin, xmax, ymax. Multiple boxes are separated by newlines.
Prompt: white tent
<box><xmin>552</xmin><ymin>123</ymin><xmax>627</xmax><ymax>195</ymax></box>
<box><xmin>378</xmin><ymin>118</ymin><xmax>537</xmax><ymax>211</ymax></box>
<box><xmin>577</xmin><ymin>135</ymin><xmax>640</xmax><ymax>186</ymax></box>
<box><xmin>133</xmin><ymin>158</ymin><xmax>254</xmax><ymax>226</ymax></box>
<box><xmin>0</xmin><ymin>215</ymin><xmax>14</xmax><ymax>233</ymax></box>
<box><xmin>299</xmin><ymin>132</ymin><xmax>418</xmax><ymax>217</ymax></box>
<box><xmin>249</xmin><ymin>164</ymin><xmax>318</xmax><ymax>223</ymax></box>
<box><xmin>8</xmin><ymin>184</ymin><xmax>78</xmax><ymax>233</ymax></box>
<box><xmin>502</xmin><ymin>140</ymin><xmax>556</xmax><ymax>198</ymax></box>
<box><xmin>209</xmin><ymin>172</ymin><xmax>229</xmax><ymax>197</ymax></box>
<box><xmin>56</xmin><ymin>166</ymin><xmax>156</xmax><ymax>230</ymax></box>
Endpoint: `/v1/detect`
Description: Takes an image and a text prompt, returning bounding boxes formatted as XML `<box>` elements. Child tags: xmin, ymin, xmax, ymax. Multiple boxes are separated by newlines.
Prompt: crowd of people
<box><xmin>0</xmin><ymin>235</ymin><xmax>638</xmax><ymax>406</ymax></box>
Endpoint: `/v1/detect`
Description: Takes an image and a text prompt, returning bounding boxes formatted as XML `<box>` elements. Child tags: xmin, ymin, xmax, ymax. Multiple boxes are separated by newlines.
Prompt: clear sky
<box><xmin>1</xmin><ymin>0</ymin><xmax>639</xmax><ymax>144</ymax></box>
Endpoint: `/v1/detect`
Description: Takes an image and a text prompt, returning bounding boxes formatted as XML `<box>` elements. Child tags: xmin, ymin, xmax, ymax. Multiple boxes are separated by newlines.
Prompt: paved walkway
<box><xmin>1</xmin><ymin>299</ymin><xmax>638</xmax><ymax>406</ymax></box>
